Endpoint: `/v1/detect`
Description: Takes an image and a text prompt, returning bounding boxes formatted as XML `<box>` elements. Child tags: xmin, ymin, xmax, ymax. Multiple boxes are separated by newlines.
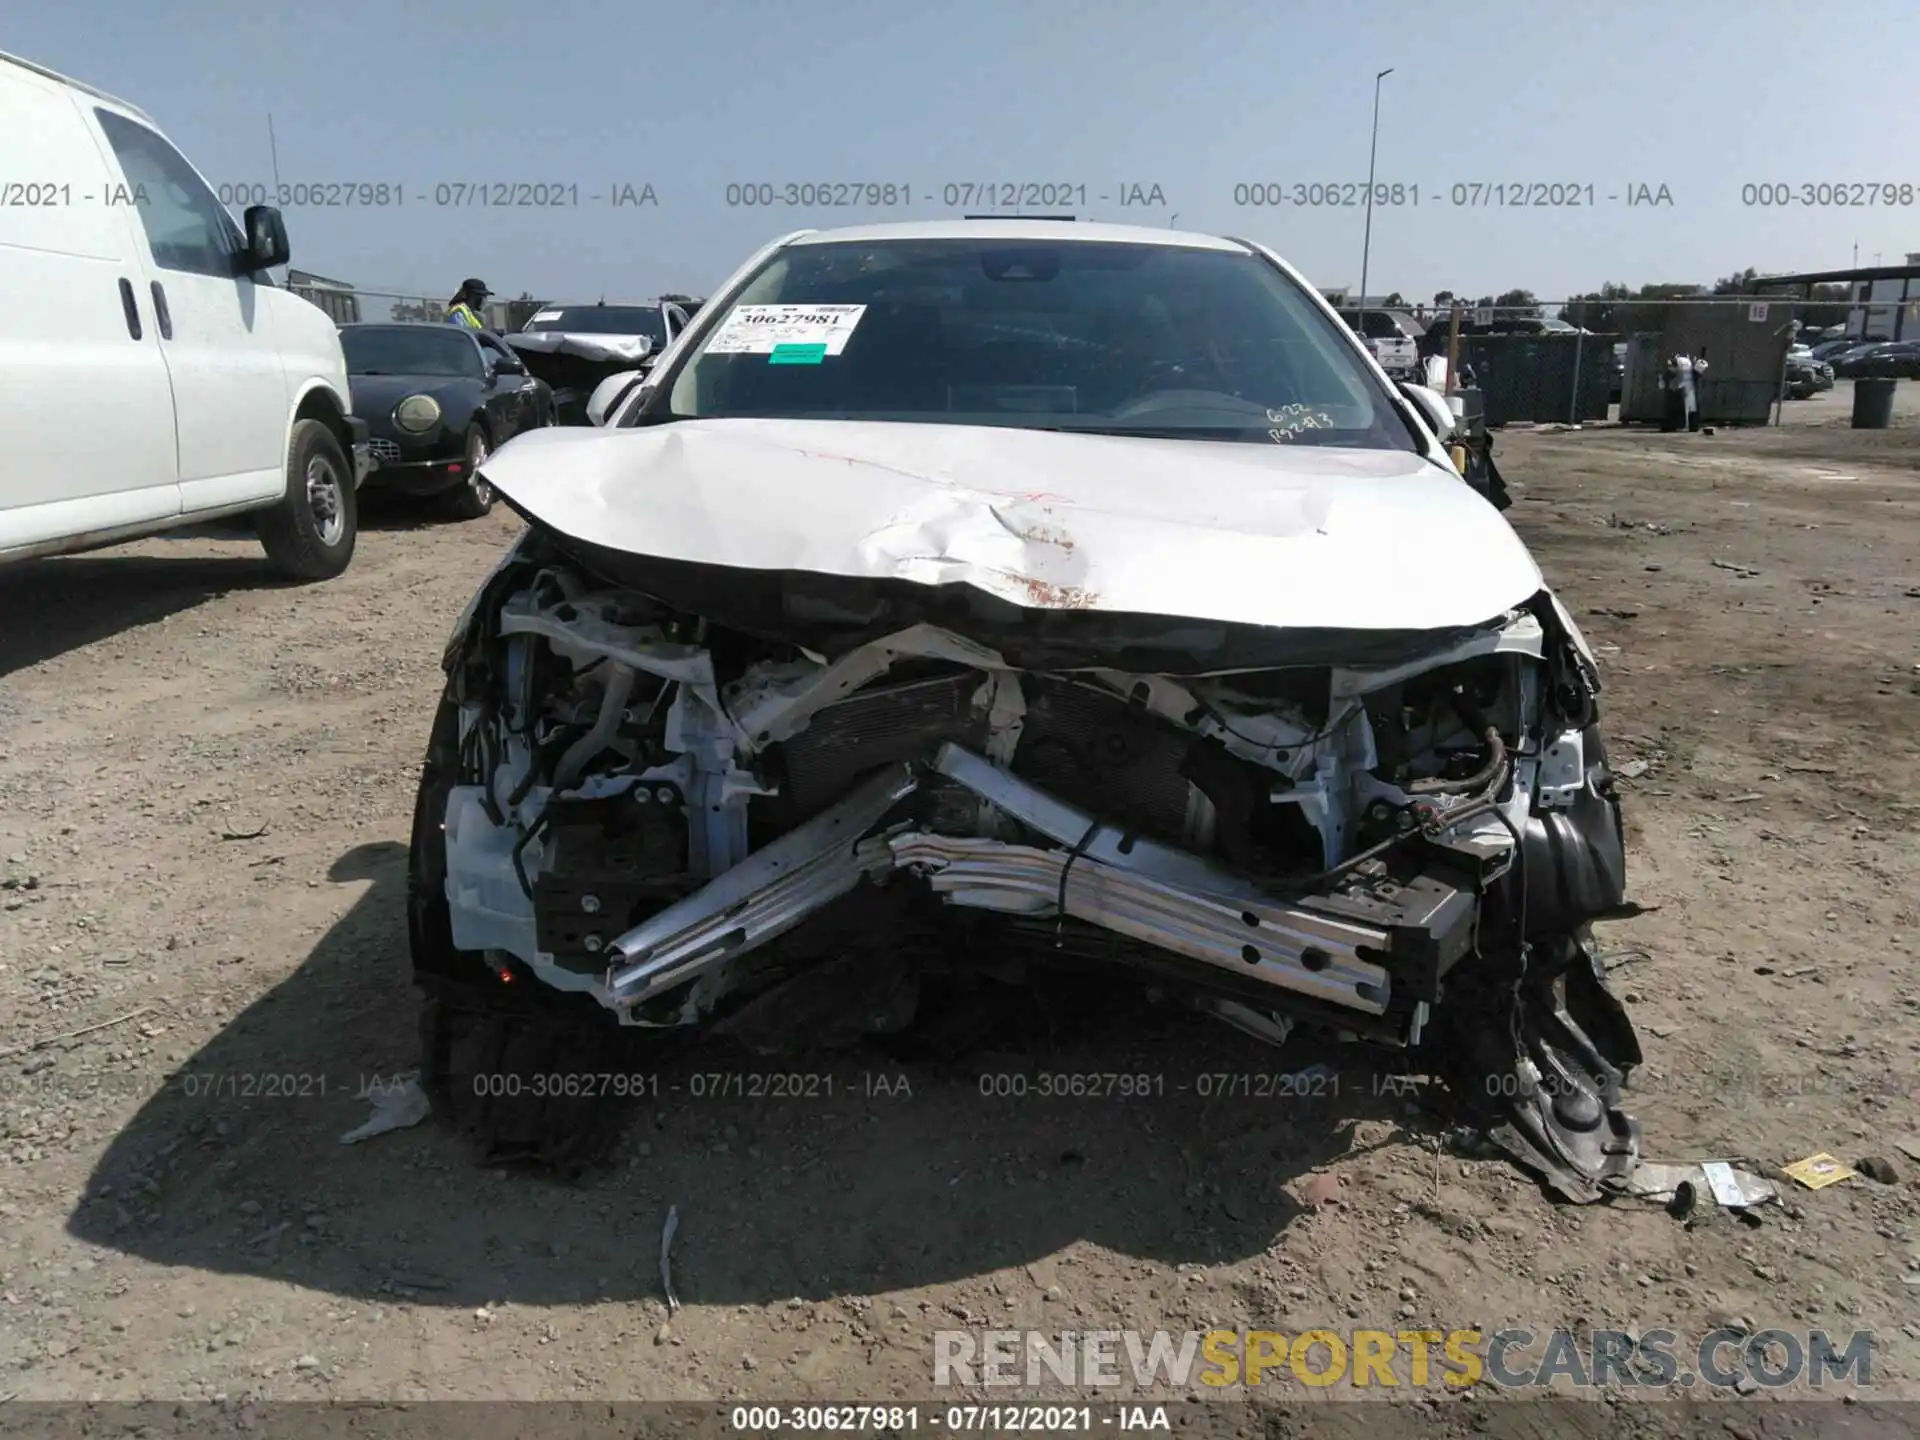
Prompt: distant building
<box><xmin>1847</xmin><ymin>253</ymin><xmax>1920</xmax><ymax>340</ymax></box>
<box><xmin>286</xmin><ymin>269</ymin><xmax>360</xmax><ymax>325</ymax></box>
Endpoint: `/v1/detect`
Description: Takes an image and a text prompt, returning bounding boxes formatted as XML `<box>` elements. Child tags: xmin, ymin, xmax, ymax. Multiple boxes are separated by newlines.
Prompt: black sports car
<box><xmin>340</xmin><ymin>323</ymin><xmax>555</xmax><ymax>519</ymax></box>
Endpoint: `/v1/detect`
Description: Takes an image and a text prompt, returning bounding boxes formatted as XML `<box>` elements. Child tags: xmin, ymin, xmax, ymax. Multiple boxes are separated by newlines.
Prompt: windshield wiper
<box><xmin>1036</xmin><ymin>423</ymin><xmax>1240</xmax><ymax>441</ymax></box>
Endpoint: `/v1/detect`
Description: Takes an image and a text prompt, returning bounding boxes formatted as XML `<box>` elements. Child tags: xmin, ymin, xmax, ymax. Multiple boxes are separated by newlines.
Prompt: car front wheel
<box><xmin>256</xmin><ymin>419</ymin><xmax>358</xmax><ymax>580</ymax></box>
<box><xmin>436</xmin><ymin>424</ymin><xmax>495</xmax><ymax>521</ymax></box>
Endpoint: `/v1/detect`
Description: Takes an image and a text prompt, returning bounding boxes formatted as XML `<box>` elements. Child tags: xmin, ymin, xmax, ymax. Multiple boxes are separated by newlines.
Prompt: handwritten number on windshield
<box><xmin>1266</xmin><ymin>404</ymin><xmax>1335</xmax><ymax>442</ymax></box>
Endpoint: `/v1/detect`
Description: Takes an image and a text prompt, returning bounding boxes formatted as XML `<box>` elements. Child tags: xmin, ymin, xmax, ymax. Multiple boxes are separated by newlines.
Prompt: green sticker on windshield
<box><xmin>769</xmin><ymin>343</ymin><xmax>828</xmax><ymax>365</ymax></box>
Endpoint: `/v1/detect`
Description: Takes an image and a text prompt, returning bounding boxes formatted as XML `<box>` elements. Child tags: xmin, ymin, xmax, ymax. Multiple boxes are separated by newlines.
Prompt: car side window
<box><xmin>93</xmin><ymin>108</ymin><xmax>244</xmax><ymax>279</ymax></box>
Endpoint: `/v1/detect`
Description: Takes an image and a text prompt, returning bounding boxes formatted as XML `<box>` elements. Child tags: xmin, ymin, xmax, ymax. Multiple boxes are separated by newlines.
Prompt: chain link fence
<box><xmin>282</xmin><ymin>284</ymin><xmax>660</xmax><ymax>330</ymax></box>
<box><xmin>283</xmin><ymin>280</ymin><xmax>1859</xmax><ymax>426</ymax></box>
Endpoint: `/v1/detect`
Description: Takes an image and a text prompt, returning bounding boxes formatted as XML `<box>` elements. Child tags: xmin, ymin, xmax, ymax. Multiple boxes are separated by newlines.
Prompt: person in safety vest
<box><xmin>445</xmin><ymin>278</ymin><xmax>492</xmax><ymax>330</ymax></box>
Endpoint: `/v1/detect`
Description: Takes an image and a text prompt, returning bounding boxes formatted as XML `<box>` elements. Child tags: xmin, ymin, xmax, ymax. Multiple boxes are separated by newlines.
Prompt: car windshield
<box><xmin>524</xmin><ymin>306</ymin><xmax>668</xmax><ymax>340</ymax></box>
<box><xmin>1340</xmin><ymin>311</ymin><xmax>1409</xmax><ymax>341</ymax></box>
<box><xmin>659</xmin><ymin>238</ymin><xmax>1416</xmax><ymax>449</ymax></box>
<box><xmin>341</xmin><ymin>326</ymin><xmax>481</xmax><ymax>377</ymax></box>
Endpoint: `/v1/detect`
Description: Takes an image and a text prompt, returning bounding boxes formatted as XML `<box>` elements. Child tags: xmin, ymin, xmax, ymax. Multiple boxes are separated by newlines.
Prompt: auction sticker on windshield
<box><xmin>706</xmin><ymin>303</ymin><xmax>867</xmax><ymax>358</ymax></box>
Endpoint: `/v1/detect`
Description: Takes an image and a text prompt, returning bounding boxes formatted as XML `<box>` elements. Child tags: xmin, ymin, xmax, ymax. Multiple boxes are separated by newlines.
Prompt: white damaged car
<box><xmin>408</xmin><ymin>220</ymin><xmax>1641</xmax><ymax>1199</ymax></box>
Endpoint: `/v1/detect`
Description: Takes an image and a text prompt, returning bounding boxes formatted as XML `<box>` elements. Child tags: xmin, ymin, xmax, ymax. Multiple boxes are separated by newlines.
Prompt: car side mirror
<box><xmin>1398</xmin><ymin>382</ymin><xmax>1457</xmax><ymax>441</ymax></box>
<box><xmin>492</xmin><ymin>354</ymin><xmax>526</xmax><ymax>376</ymax></box>
<box><xmin>585</xmin><ymin>369</ymin><xmax>651</xmax><ymax>426</ymax></box>
<box><xmin>240</xmin><ymin>205</ymin><xmax>290</xmax><ymax>271</ymax></box>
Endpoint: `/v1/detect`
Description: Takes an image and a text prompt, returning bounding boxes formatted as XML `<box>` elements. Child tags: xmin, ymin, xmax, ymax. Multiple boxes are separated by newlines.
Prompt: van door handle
<box><xmin>150</xmin><ymin>281</ymin><xmax>173</xmax><ymax>340</ymax></box>
<box><xmin>118</xmin><ymin>278</ymin><xmax>142</xmax><ymax>340</ymax></box>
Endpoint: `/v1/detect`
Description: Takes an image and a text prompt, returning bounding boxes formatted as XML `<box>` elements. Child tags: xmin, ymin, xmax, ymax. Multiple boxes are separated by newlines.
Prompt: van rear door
<box><xmin>0</xmin><ymin>63</ymin><xmax>180</xmax><ymax>553</ymax></box>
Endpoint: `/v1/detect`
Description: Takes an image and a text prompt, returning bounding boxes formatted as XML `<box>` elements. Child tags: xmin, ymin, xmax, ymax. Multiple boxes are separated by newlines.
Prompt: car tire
<box><xmin>255</xmin><ymin>418</ymin><xmax>357</xmax><ymax>581</ymax></box>
<box><xmin>436</xmin><ymin>424</ymin><xmax>495</xmax><ymax>521</ymax></box>
<box><xmin>407</xmin><ymin>690</ymin><xmax>648</xmax><ymax>1170</ymax></box>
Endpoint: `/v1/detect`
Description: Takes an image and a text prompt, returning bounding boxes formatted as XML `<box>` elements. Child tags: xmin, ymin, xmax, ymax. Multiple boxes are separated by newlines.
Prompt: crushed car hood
<box><xmin>477</xmin><ymin>418</ymin><xmax>1543</xmax><ymax>632</ymax></box>
<box><xmin>503</xmin><ymin>331</ymin><xmax>654</xmax><ymax>365</ymax></box>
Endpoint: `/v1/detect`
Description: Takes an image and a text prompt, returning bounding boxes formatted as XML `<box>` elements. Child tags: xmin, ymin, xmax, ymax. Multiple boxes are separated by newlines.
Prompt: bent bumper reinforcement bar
<box><xmin>604</xmin><ymin>744</ymin><xmax>1468</xmax><ymax>1015</ymax></box>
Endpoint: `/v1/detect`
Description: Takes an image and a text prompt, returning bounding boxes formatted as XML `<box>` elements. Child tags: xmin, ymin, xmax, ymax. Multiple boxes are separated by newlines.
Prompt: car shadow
<box><xmin>0</xmin><ymin>552</ymin><xmax>282</xmax><ymax>678</ymax></box>
<box><xmin>67</xmin><ymin>841</ymin><xmax>1437</xmax><ymax>1310</ymax></box>
<box><xmin>353</xmin><ymin>490</ymin><xmax>462</xmax><ymax>533</ymax></box>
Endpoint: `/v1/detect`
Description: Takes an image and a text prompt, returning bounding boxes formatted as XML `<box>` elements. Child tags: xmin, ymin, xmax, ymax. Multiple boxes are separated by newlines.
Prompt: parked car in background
<box><xmin>1335</xmin><ymin>307</ymin><xmax>1420</xmax><ymax>378</ymax></box>
<box><xmin>1809</xmin><ymin>337</ymin><xmax>1862</xmax><ymax>363</ymax></box>
<box><xmin>340</xmin><ymin>323</ymin><xmax>553</xmax><ymax>519</ymax></box>
<box><xmin>1831</xmin><ymin>341</ymin><xmax>1919</xmax><ymax>377</ymax></box>
<box><xmin>1782</xmin><ymin>344</ymin><xmax>1835</xmax><ymax>398</ymax></box>
<box><xmin>504</xmin><ymin>299</ymin><xmax>696</xmax><ymax>423</ymax></box>
<box><xmin>409</xmin><ymin>218</ymin><xmax>1642</xmax><ymax>1205</ymax></box>
<box><xmin>1841</xmin><ymin>339</ymin><xmax>1920</xmax><ymax>379</ymax></box>
<box><xmin>0</xmin><ymin>50</ymin><xmax>370</xmax><ymax>579</ymax></box>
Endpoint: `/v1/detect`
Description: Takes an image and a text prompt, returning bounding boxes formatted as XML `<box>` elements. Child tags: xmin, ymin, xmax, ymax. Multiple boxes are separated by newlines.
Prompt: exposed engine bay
<box><xmin>412</xmin><ymin>526</ymin><xmax>1643</xmax><ymax>1201</ymax></box>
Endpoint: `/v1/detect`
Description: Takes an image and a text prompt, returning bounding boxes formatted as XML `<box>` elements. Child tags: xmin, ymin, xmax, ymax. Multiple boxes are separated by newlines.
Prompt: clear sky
<box><xmin>10</xmin><ymin>0</ymin><xmax>1917</xmax><ymax>305</ymax></box>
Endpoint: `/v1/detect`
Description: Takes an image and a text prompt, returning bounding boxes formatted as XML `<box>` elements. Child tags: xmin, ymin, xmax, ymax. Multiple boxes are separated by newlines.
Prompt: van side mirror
<box><xmin>241</xmin><ymin>205</ymin><xmax>290</xmax><ymax>271</ymax></box>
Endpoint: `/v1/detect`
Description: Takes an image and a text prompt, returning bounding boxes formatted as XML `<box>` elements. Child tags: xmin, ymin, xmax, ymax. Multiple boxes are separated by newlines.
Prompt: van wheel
<box><xmin>257</xmin><ymin>420</ymin><xmax>357</xmax><ymax>580</ymax></box>
<box><xmin>436</xmin><ymin>425</ymin><xmax>495</xmax><ymax>520</ymax></box>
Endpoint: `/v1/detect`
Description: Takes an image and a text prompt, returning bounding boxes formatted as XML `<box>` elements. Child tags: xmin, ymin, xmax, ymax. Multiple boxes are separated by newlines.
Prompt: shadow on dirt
<box><xmin>352</xmin><ymin>490</ymin><xmax>475</xmax><ymax>533</ymax></box>
<box><xmin>0</xmin><ymin>553</ymin><xmax>281</xmax><ymax>678</ymax></box>
<box><xmin>69</xmin><ymin>841</ymin><xmax>1436</xmax><ymax>1310</ymax></box>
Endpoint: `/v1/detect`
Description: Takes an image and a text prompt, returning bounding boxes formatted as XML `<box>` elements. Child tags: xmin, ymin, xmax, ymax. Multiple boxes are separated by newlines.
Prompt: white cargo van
<box><xmin>0</xmin><ymin>51</ymin><xmax>371</xmax><ymax>579</ymax></box>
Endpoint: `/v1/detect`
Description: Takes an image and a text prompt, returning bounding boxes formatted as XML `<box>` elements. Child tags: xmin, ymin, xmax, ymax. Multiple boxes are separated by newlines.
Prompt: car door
<box><xmin>0</xmin><ymin>66</ymin><xmax>180</xmax><ymax>552</ymax></box>
<box><xmin>89</xmin><ymin>105</ymin><xmax>289</xmax><ymax>513</ymax></box>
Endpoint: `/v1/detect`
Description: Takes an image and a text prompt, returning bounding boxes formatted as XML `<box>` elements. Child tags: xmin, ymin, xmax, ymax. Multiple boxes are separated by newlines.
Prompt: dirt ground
<box><xmin>1</xmin><ymin>382</ymin><xmax>1917</xmax><ymax>1424</ymax></box>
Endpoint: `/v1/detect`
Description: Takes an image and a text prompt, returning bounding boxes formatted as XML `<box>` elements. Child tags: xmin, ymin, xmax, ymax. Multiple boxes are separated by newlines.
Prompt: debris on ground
<box><xmin>1626</xmin><ymin>1161</ymin><xmax>1778</xmax><ymax>1212</ymax></box>
<box><xmin>1711</xmin><ymin>558</ymin><xmax>1762</xmax><ymax>578</ymax></box>
<box><xmin>1855</xmin><ymin>1155</ymin><xmax>1900</xmax><ymax>1185</ymax></box>
<box><xmin>337</xmin><ymin>1074</ymin><xmax>431</xmax><ymax>1145</ymax></box>
<box><xmin>1298</xmin><ymin>1173</ymin><xmax>1344</xmax><ymax>1208</ymax></box>
<box><xmin>1782</xmin><ymin>1153</ymin><xmax>1857</xmax><ymax>1189</ymax></box>
<box><xmin>1615</xmin><ymin>759</ymin><xmax>1651</xmax><ymax>779</ymax></box>
<box><xmin>660</xmin><ymin>1204</ymin><xmax>681</xmax><ymax>1312</ymax></box>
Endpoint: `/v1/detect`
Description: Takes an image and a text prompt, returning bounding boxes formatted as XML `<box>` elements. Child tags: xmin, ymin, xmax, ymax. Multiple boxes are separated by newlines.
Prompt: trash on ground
<box><xmin>660</xmin><ymin>1203</ymin><xmax>681</xmax><ymax>1312</ymax></box>
<box><xmin>1782</xmin><ymin>1153</ymin><xmax>1857</xmax><ymax>1189</ymax></box>
<box><xmin>1626</xmin><ymin>1160</ymin><xmax>1778</xmax><ymax>1210</ymax></box>
<box><xmin>1701</xmin><ymin>1160</ymin><xmax>1774</xmax><ymax>1208</ymax></box>
<box><xmin>338</xmin><ymin>1073</ymin><xmax>431</xmax><ymax>1144</ymax></box>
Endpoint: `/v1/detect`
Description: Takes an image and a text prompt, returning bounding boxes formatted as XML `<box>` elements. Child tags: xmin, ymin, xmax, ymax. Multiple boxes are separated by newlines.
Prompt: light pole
<box><xmin>1358</xmin><ymin>67</ymin><xmax>1394</xmax><ymax>322</ymax></box>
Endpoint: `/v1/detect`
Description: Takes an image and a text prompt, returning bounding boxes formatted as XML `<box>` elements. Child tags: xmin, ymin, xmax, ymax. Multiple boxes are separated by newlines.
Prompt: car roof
<box><xmin>0</xmin><ymin>49</ymin><xmax>154</xmax><ymax>122</ymax></box>
<box><xmin>340</xmin><ymin>322</ymin><xmax>477</xmax><ymax>335</ymax></box>
<box><xmin>782</xmin><ymin>218</ymin><xmax>1249</xmax><ymax>252</ymax></box>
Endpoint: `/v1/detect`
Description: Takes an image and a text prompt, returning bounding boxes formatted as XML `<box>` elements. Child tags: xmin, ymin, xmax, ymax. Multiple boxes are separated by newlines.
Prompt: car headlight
<box><xmin>394</xmin><ymin>395</ymin><xmax>442</xmax><ymax>433</ymax></box>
